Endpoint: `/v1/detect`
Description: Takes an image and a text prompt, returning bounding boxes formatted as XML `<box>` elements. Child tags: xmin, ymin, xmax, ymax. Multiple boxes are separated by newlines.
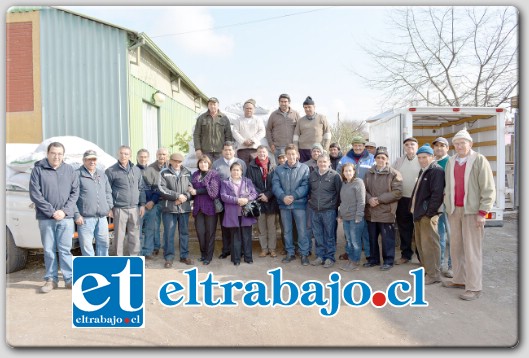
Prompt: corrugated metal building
<box><xmin>6</xmin><ymin>6</ymin><xmax>208</xmax><ymax>157</ymax></box>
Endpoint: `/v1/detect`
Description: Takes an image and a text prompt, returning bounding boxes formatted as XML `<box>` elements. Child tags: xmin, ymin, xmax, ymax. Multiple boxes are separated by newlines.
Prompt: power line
<box><xmin>150</xmin><ymin>7</ymin><xmax>335</xmax><ymax>38</ymax></box>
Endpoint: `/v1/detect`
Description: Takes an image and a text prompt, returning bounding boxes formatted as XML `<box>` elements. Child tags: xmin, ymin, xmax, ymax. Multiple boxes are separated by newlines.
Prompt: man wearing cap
<box><xmin>232</xmin><ymin>98</ymin><xmax>265</xmax><ymax>165</ymax></box>
<box><xmin>29</xmin><ymin>142</ymin><xmax>79</xmax><ymax>293</ymax></box>
<box><xmin>442</xmin><ymin>129</ymin><xmax>495</xmax><ymax>301</ymax></box>
<box><xmin>158</xmin><ymin>152</ymin><xmax>194</xmax><ymax>268</ymax></box>
<box><xmin>363</xmin><ymin>146</ymin><xmax>403</xmax><ymax>271</ymax></box>
<box><xmin>410</xmin><ymin>144</ymin><xmax>445</xmax><ymax>285</ymax></box>
<box><xmin>336</xmin><ymin>135</ymin><xmax>375</xmax><ymax>261</ymax></box>
<box><xmin>329</xmin><ymin>143</ymin><xmax>343</xmax><ymax>171</ymax></box>
<box><xmin>193</xmin><ymin>97</ymin><xmax>234</xmax><ymax>162</ymax></box>
<box><xmin>106</xmin><ymin>145</ymin><xmax>146</xmax><ymax>256</ymax></box>
<box><xmin>74</xmin><ymin>150</ymin><xmax>113</xmax><ymax>256</ymax></box>
<box><xmin>266</xmin><ymin>93</ymin><xmax>300</xmax><ymax>161</ymax></box>
<box><xmin>294</xmin><ymin>96</ymin><xmax>332</xmax><ymax>163</ymax></box>
<box><xmin>433</xmin><ymin>137</ymin><xmax>453</xmax><ymax>278</ymax></box>
<box><xmin>365</xmin><ymin>141</ymin><xmax>377</xmax><ymax>156</ymax></box>
<box><xmin>392</xmin><ymin>137</ymin><xmax>421</xmax><ymax>265</ymax></box>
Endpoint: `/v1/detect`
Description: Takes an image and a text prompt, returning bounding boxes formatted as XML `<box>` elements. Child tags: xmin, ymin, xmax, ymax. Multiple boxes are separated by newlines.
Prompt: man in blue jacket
<box><xmin>105</xmin><ymin>145</ymin><xmax>146</xmax><ymax>256</ymax></box>
<box><xmin>29</xmin><ymin>142</ymin><xmax>79</xmax><ymax>293</ymax></box>
<box><xmin>74</xmin><ymin>150</ymin><xmax>113</xmax><ymax>256</ymax></box>
<box><xmin>272</xmin><ymin>144</ymin><xmax>310</xmax><ymax>265</ymax></box>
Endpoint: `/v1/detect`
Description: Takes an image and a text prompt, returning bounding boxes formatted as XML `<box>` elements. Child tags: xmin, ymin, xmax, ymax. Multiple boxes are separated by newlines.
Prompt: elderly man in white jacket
<box><xmin>232</xmin><ymin>99</ymin><xmax>265</xmax><ymax>165</ymax></box>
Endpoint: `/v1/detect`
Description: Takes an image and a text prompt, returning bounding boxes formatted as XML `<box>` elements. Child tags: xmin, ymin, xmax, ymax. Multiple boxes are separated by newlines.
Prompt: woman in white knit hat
<box><xmin>442</xmin><ymin>129</ymin><xmax>496</xmax><ymax>301</ymax></box>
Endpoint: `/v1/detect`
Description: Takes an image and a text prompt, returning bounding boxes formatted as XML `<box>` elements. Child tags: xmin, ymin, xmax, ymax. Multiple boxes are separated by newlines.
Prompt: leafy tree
<box><xmin>358</xmin><ymin>6</ymin><xmax>518</xmax><ymax>109</ymax></box>
<box><xmin>169</xmin><ymin>131</ymin><xmax>192</xmax><ymax>153</ymax></box>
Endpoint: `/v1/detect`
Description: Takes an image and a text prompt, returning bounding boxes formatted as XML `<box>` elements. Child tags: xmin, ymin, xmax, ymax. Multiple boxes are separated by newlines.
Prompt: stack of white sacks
<box><xmin>182</xmin><ymin>102</ymin><xmax>272</xmax><ymax>170</ymax></box>
<box><xmin>6</xmin><ymin>136</ymin><xmax>117</xmax><ymax>191</ymax></box>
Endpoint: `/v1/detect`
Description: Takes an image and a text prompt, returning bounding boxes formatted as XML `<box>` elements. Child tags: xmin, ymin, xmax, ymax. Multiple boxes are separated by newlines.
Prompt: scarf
<box><xmin>347</xmin><ymin>149</ymin><xmax>367</xmax><ymax>164</ymax></box>
<box><xmin>255</xmin><ymin>156</ymin><xmax>269</xmax><ymax>181</ymax></box>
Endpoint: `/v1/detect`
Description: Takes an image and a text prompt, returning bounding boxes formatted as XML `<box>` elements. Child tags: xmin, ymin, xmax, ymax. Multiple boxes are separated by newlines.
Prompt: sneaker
<box><xmin>270</xmin><ymin>250</ymin><xmax>277</xmax><ymax>258</ymax></box>
<box><xmin>323</xmin><ymin>259</ymin><xmax>334</xmax><ymax>268</ymax></box>
<box><xmin>424</xmin><ymin>276</ymin><xmax>441</xmax><ymax>285</ymax></box>
<box><xmin>164</xmin><ymin>261</ymin><xmax>173</xmax><ymax>268</ymax></box>
<box><xmin>40</xmin><ymin>280</ymin><xmax>58</xmax><ymax>294</ymax></box>
<box><xmin>281</xmin><ymin>255</ymin><xmax>296</xmax><ymax>263</ymax></box>
<box><xmin>442</xmin><ymin>268</ymin><xmax>454</xmax><ymax>278</ymax></box>
<box><xmin>341</xmin><ymin>261</ymin><xmax>360</xmax><ymax>272</ymax></box>
<box><xmin>259</xmin><ymin>249</ymin><xmax>269</xmax><ymax>257</ymax></box>
<box><xmin>180</xmin><ymin>257</ymin><xmax>194</xmax><ymax>265</ymax></box>
<box><xmin>65</xmin><ymin>281</ymin><xmax>72</xmax><ymax>289</ymax></box>
<box><xmin>459</xmin><ymin>290</ymin><xmax>482</xmax><ymax>301</ymax></box>
<box><xmin>380</xmin><ymin>264</ymin><xmax>393</xmax><ymax>271</ymax></box>
<box><xmin>301</xmin><ymin>256</ymin><xmax>309</xmax><ymax>266</ymax></box>
<box><xmin>310</xmin><ymin>257</ymin><xmax>324</xmax><ymax>266</ymax></box>
<box><xmin>338</xmin><ymin>253</ymin><xmax>349</xmax><ymax>260</ymax></box>
<box><xmin>442</xmin><ymin>281</ymin><xmax>465</xmax><ymax>289</ymax></box>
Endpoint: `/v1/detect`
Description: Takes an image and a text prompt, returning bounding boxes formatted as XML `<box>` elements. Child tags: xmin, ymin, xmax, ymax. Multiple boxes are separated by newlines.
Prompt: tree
<box><xmin>329</xmin><ymin>117</ymin><xmax>369</xmax><ymax>152</ymax></box>
<box><xmin>359</xmin><ymin>6</ymin><xmax>518</xmax><ymax>109</ymax></box>
<box><xmin>169</xmin><ymin>131</ymin><xmax>192</xmax><ymax>153</ymax></box>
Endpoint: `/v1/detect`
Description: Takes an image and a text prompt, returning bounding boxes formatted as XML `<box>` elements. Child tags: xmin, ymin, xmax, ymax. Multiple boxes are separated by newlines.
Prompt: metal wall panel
<box><xmin>128</xmin><ymin>75</ymin><xmax>201</xmax><ymax>156</ymax></box>
<box><xmin>39</xmin><ymin>8</ymin><xmax>129</xmax><ymax>155</ymax></box>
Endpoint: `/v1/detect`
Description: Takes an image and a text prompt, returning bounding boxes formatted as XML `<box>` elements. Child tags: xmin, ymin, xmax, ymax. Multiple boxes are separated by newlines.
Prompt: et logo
<box><xmin>72</xmin><ymin>257</ymin><xmax>144</xmax><ymax>328</ymax></box>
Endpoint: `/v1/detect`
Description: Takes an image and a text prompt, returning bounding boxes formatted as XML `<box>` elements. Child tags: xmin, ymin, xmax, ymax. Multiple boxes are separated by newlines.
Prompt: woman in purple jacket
<box><xmin>188</xmin><ymin>156</ymin><xmax>221</xmax><ymax>265</ymax></box>
<box><xmin>220</xmin><ymin>162</ymin><xmax>258</xmax><ymax>266</ymax></box>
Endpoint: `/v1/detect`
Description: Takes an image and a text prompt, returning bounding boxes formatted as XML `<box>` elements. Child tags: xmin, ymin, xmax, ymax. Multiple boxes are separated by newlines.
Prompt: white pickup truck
<box><xmin>5</xmin><ymin>142</ymin><xmax>114</xmax><ymax>273</ymax></box>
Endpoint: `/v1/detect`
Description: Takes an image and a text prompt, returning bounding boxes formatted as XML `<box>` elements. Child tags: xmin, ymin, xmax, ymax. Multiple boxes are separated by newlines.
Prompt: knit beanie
<box><xmin>452</xmin><ymin>129</ymin><xmax>473</xmax><ymax>143</ymax></box>
<box><xmin>303</xmin><ymin>96</ymin><xmax>315</xmax><ymax>106</ymax></box>
<box><xmin>311</xmin><ymin>143</ymin><xmax>324</xmax><ymax>153</ymax></box>
<box><xmin>416</xmin><ymin>143</ymin><xmax>434</xmax><ymax>155</ymax></box>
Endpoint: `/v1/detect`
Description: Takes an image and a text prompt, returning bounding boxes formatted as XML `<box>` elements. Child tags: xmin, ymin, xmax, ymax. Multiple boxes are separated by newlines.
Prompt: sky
<box><xmin>60</xmin><ymin>5</ymin><xmax>394</xmax><ymax>124</ymax></box>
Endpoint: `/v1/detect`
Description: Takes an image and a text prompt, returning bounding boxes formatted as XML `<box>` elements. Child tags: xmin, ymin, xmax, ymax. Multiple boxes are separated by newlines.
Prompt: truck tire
<box><xmin>6</xmin><ymin>227</ymin><xmax>28</xmax><ymax>273</ymax></box>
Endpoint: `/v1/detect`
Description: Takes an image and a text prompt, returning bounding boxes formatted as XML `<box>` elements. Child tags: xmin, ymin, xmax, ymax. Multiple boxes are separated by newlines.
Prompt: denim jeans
<box><xmin>343</xmin><ymin>218</ymin><xmax>366</xmax><ymax>262</ymax></box>
<box><xmin>77</xmin><ymin>216</ymin><xmax>109</xmax><ymax>256</ymax></box>
<box><xmin>306</xmin><ymin>205</ymin><xmax>314</xmax><ymax>254</ymax></box>
<box><xmin>280</xmin><ymin>209</ymin><xmax>308</xmax><ymax>256</ymax></box>
<box><xmin>362</xmin><ymin>224</ymin><xmax>370</xmax><ymax>259</ymax></box>
<box><xmin>142</xmin><ymin>204</ymin><xmax>161</xmax><ymax>256</ymax></box>
<box><xmin>162</xmin><ymin>212</ymin><xmax>190</xmax><ymax>262</ymax></box>
<box><xmin>312</xmin><ymin>209</ymin><xmax>337</xmax><ymax>262</ymax></box>
<box><xmin>38</xmin><ymin>218</ymin><xmax>74</xmax><ymax>283</ymax></box>
<box><xmin>438</xmin><ymin>212</ymin><xmax>452</xmax><ymax>269</ymax></box>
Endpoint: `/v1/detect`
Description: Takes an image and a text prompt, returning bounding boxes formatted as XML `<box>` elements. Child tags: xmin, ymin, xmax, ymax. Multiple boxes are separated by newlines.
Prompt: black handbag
<box><xmin>242</xmin><ymin>200</ymin><xmax>261</xmax><ymax>218</ymax></box>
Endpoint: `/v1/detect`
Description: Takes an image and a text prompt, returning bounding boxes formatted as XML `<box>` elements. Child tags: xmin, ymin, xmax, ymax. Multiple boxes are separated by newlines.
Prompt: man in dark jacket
<box><xmin>246</xmin><ymin>145</ymin><xmax>279</xmax><ymax>257</ymax></box>
<box><xmin>308</xmin><ymin>153</ymin><xmax>342</xmax><ymax>268</ymax></box>
<box><xmin>74</xmin><ymin>150</ymin><xmax>113</xmax><ymax>256</ymax></box>
<box><xmin>158</xmin><ymin>152</ymin><xmax>193</xmax><ymax>268</ymax></box>
<box><xmin>193</xmin><ymin>97</ymin><xmax>234</xmax><ymax>162</ymax></box>
<box><xmin>106</xmin><ymin>145</ymin><xmax>146</xmax><ymax>256</ymax></box>
<box><xmin>29</xmin><ymin>142</ymin><xmax>79</xmax><ymax>293</ymax></box>
<box><xmin>329</xmin><ymin>142</ymin><xmax>343</xmax><ymax>171</ymax></box>
<box><xmin>410</xmin><ymin>144</ymin><xmax>445</xmax><ymax>285</ymax></box>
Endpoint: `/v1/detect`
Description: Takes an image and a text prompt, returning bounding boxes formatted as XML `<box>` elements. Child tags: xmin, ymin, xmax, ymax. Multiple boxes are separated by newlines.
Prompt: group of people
<box><xmin>29</xmin><ymin>93</ymin><xmax>496</xmax><ymax>302</ymax></box>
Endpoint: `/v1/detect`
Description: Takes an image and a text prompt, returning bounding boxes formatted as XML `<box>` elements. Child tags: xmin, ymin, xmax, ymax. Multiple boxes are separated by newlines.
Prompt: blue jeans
<box><xmin>142</xmin><ymin>204</ymin><xmax>161</xmax><ymax>256</ymax></box>
<box><xmin>438</xmin><ymin>212</ymin><xmax>452</xmax><ymax>269</ymax></box>
<box><xmin>367</xmin><ymin>221</ymin><xmax>396</xmax><ymax>266</ymax></box>
<box><xmin>77</xmin><ymin>216</ymin><xmax>109</xmax><ymax>256</ymax></box>
<box><xmin>362</xmin><ymin>223</ymin><xmax>370</xmax><ymax>259</ymax></box>
<box><xmin>343</xmin><ymin>219</ymin><xmax>366</xmax><ymax>262</ymax></box>
<box><xmin>306</xmin><ymin>205</ymin><xmax>314</xmax><ymax>254</ymax></box>
<box><xmin>162</xmin><ymin>212</ymin><xmax>190</xmax><ymax>262</ymax></box>
<box><xmin>280</xmin><ymin>209</ymin><xmax>308</xmax><ymax>256</ymax></box>
<box><xmin>312</xmin><ymin>209</ymin><xmax>337</xmax><ymax>262</ymax></box>
<box><xmin>38</xmin><ymin>219</ymin><xmax>74</xmax><ymax>283</ymax></box>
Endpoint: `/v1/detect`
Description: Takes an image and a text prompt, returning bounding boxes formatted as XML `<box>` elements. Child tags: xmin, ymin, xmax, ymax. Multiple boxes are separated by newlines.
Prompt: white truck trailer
<box><xmin>367</xmin><ymin>106</ymin><xmax>507</xmax><ymax>227</ymax></box>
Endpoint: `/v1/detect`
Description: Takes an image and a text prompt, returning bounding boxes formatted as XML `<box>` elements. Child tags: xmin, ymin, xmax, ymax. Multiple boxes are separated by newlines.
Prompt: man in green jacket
<box><xmin>193</xmin><ymin>97</ymin><xmax>234</xmax><ymax>162</ymax></box>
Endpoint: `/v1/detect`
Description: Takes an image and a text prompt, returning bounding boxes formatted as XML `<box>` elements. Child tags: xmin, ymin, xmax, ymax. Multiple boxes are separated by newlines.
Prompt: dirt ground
<box><xmin>4</xmin><ymin>212</ymin><xmax>520</xmax><ymax>348</ymax></box>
